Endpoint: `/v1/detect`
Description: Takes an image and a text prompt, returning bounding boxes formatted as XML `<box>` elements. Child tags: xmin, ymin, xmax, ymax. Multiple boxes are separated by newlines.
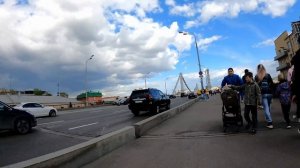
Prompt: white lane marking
<box><xmin>89</xmin><ymin>110</ymin><xmax>103</xmax><ymax>113</ymax></box>
<box><xmin>38</xmin><ymin>121</ymin><xmax>64</xmax><ymax>126</ymax></box>
<box><xmin>68</xmin><ymin>122</ymin><xmax>99</xmax><ymax>130</ymax></box>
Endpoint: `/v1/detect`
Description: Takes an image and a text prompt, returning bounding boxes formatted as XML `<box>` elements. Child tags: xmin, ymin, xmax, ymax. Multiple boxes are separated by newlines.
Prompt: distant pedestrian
<box><xmin>255</xmin><ymin>64</ymin><xmax>274</xmax><ymax>129</ymax></box>
<box><xmin>276</xmin><ymin>73</ymin><xmax>291</xmax><ymax>128</ymax></box>
<box><xmin>221</xmin><ymin>68</ymin><xmax>243</xmax><ymax>88</ymax></box>
<box><xmin>69</xmin><ymin>102</ymin><xmax>73</xmax><ymax>108</ymax></box>
<box><xmin>230</xmin><ymin>72</ymin><xmax>261</xmax><ymax>134</ymax></box>
<box><xmin>240</xmin><ymin>69</ymin><xmax>249</xmax><ymax>102</ymax></box>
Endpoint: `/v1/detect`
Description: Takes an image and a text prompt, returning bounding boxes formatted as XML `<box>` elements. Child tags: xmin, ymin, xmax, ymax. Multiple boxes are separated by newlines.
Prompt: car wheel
<box><xmin>131</xmin><ymin>110</ymin><xmax>140</xmax><ymax>116</ymax></box>
<box><xmin>152</xmin><ymin>105</ymin><xmax>160</xmax><ymax>114</ymax></box>
<box><xmin>15</xmin><ymin>118</ymin><xmax>31</xmax><ymax>134</ymax></box>
<box><xmin>166</xmin><ymin>103</ymin><xmax>170</xmax><ymax>110</ymax></box>
<box><xmin>49</xmin><ymin>110</ymin><xmax>56</xmax><ymax>117</ymax></box>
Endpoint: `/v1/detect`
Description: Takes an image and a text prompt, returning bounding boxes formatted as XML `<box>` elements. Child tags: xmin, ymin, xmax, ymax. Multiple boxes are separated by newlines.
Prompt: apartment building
<box><xmin>274</xmin><ymin>20</ymin><xmax>300</xmax><ymax>77</ymax></box>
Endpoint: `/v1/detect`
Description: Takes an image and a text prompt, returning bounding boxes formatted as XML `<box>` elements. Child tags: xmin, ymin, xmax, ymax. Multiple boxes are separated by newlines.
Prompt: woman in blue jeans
<box><xmin>255</xmin><ymin>64</ymin><xmax>274</xmax><ymax>129</ymax></box>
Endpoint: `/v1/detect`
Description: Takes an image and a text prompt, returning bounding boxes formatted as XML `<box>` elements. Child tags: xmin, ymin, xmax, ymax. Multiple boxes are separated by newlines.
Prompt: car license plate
<box><xmin>135</xmin><ymin>100</ymin><xmax>143</xmax><ymax>103</ymax></box>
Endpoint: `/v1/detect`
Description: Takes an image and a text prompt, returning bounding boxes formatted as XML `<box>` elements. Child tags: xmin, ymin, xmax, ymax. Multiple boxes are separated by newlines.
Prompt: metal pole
<box><xmin>85</xmin><ymin>59</ymin><xmax>88</xmax><ymax>107</ymax></box>
<box><xmin>165</xmin><ymin>80</ymin><xmax>167</xmax><ymax>95</ymax></box>
<box><xmin>85</xmin><ymin>55</ymin><xmax>94</xmax><ymax>107</ymax></box>
<box><xmin>193</xmin><ymin>34</ymin><xmax>204</xmax><ymax>90</ymax></box>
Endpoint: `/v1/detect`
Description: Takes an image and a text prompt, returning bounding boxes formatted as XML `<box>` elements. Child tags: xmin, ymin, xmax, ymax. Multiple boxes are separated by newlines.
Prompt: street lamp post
<box><xmin>85</xmin><ymin>54</ymin><xmax>94</xmax><ymax>107</ymax></box>
<box><xmin>179</xmin><ymin>31</ymin><xmax>204</xmax><ymax>90</ymax></box>
<box><xmin>144</xmin><ymin>72</ymin><xmax>150</xmax><ymax>89</ymax></box>
<box><xmin>165</xmin><ymin>77</ymin><xmax>169</xmax><ymax>95</ymax></box>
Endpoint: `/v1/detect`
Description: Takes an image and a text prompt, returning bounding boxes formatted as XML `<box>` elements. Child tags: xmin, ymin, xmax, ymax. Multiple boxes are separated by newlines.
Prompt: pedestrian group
<box><xmin>221</xmin><ymin>50</ymin><xmax>299</xmax><ymax>134</ymax></box>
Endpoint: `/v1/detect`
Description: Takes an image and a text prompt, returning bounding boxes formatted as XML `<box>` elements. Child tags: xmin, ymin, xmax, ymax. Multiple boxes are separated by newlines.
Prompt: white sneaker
<box><xmin>298</xmin><ymin>118</ymin><xmax>300</xmax><ymax>123</ymax></box>
<box><xmin>298</xmin><ymin>128</ymin><xmax>300</xmax><ymax>134</ymax></box>
<box><xmin>286</xmin><ymin>125</ymin><xmax>292</xmax><ymax>129</ymax></box>
<box><xmin>266</xmin><ymin>125</ymin><xmax>273</xmax><ymax>129</ymax></box>
<box><xmin>292</xmin><ymin>115</ymin><xmax>297</xmax><ymax>119</ymax></box>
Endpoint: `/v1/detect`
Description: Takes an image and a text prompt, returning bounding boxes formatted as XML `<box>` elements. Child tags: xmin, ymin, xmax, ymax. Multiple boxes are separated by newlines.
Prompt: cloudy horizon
<box><xmin>0</xmin><ymin>0</ymin><xmax>298</xmax><ymax>98</ymax></box>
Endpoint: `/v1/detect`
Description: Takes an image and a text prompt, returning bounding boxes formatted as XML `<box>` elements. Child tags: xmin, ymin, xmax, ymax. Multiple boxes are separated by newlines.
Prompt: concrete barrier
<box><xmin>4</xmin><ymin>126</ymin><xmax>135</xmax><ymax>168</ymax></box>
<box><xmin>134</xmin><ymin>98</ymin><xmax>199</xmax><ymax>137</ymax></box>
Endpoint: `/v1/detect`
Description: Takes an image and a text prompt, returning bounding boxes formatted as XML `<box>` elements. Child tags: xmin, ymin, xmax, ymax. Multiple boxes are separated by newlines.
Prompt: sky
<box><xmin>0</xmin><ymin>0</ymin><xmax>299</xmax><ymax>98</ymax></box>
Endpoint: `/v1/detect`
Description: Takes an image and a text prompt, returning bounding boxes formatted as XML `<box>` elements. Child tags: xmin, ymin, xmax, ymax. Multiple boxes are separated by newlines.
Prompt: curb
<box><xmin>3</xmin><ymin>126</ymin><xmax>135</xmax><ymax>168</ymax></box>
<box><xmin>134</xmin><ymin>98</ymin><xmax>199</xmax><ymax>137</ymax></box>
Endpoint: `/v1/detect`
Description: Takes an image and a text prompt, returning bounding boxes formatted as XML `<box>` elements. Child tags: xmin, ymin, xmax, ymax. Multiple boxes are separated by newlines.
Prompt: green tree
<box><xmin>33</xmin><ymin>88</ymin><xmax>44</xmax><ymax>96</ymax></box>
<box><xmin>59</xmin><ymin>92</ymin><xmax>69</xmax><ymax>98</ymax></box>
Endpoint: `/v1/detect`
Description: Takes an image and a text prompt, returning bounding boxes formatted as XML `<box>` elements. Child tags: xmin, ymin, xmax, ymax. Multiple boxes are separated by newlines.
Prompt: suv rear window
<box><xmin>131</xmin><ymin>90</ymin><xmax>149</xmax><ymax>99</ymax></box>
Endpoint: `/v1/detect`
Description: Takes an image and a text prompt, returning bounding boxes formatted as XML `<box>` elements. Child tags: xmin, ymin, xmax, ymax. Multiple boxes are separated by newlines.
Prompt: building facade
<box><xmin>77</xmin><ymin>91</ymin><xmax>103</xmax><ymax>105</ymax></box>
<box><xmin>274</xmin><ymin>20</ymin><xmax>300</xmax><ymax>78</ymax></box>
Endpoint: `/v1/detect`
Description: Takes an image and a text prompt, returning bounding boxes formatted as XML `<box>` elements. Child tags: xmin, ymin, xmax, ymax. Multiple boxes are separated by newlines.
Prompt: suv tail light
<box><xmin>145</xmin><ymin>94</ymin><xmax>152</xmax><ymax>100</ymax></box>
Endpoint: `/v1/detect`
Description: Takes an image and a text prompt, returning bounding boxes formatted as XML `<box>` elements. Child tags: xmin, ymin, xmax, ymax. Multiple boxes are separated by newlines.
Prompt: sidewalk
<box><xmin>83</xmin><ymin>95</ymin><xmax>300</xmax><ymax>168</ymax></box>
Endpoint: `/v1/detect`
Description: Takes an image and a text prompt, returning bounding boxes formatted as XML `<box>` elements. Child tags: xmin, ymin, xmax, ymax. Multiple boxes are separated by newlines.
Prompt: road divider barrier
<box><xmin>4</xmin><ymin>97</ymin><xmax>200</xmax><ymax>168</ymax></box>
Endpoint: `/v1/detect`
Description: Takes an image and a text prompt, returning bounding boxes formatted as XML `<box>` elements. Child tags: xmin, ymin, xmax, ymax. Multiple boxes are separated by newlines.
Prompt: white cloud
<box><xmin>253</xmin><ymin>38</ymin><xmax>275</xmax><ymax>48</ymax></box>
<box><xmin>170</xmin><ymin>0</ymin><xmax>297</xmax><ymax>27</ymax></box>
<box><xmin>198</xmin><ymin>35</ymin><xmax>222</xmax><ymax>50</ymax></box>
<box><xmin>0</xmin><ymin>0</ymin><xmax>184</xmax><ymax>97</ymax></box>
<box><xmin>259</xmin><ymin>0</ymin><xmax>296</xmax><ymax>17</ymax></box>
<box><xmin>169</xmin><ymin>3</ymin><xmax>196</xmax><ymax>17</ymax></box>
<box><xmin>165</xmin><ymin>0</ymin><xmax>176</xmax><ymax>6</ymax></box>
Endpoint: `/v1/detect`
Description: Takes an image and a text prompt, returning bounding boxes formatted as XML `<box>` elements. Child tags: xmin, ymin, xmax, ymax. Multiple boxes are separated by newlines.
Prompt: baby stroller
<box><xmin>221</xmin><ymin>88</ymin><xmax>243</xmax><ymax>132</ymax></box>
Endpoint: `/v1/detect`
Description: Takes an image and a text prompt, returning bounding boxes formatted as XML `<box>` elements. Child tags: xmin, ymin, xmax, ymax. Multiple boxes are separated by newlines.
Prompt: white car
<box><xmin>14</xmin><ymin>102</ymin><xmax>57</xmax><ymax>117</ymax></box>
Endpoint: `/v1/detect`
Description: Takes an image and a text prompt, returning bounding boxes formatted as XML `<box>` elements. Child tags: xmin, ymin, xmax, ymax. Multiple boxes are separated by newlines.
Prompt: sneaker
<box><xmin>298</xmin><ymin>128</ymin><xmax>300</xmax><ymax>134</ymax></box>
<box><xmin>298</xmin><ymin>118</ymin><xmax>300</xmax><ymax>123</ymax></box>
<box><xmin>286</xmin><ymin>125</ymin><xmax>292</xmax><ymax>129</ymax></box>
<box><xmin>245</xmin><ymin>124</ymin><xmax>251</xmax><ymax>130</ymax></box>
<box><xmin>266</xmin><ymin>125</ymin><xmax>273</xmax><ymax>129</ymax></box>
<box><xmin>250</xmin><ymin>129</ymin><xmax>256</xmax><ymax>134</ymax></box>
<box><xmin>292</xmin><ymin>115</ymin><xmax>297</xmax><ymax>119</ymax></box>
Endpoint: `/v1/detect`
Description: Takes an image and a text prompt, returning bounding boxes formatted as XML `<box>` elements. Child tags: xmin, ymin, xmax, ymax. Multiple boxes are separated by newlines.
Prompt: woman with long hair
<box><xmin>255</xmin><ymin>64</ymin><xmax>274</xmax><ymax>129</ymax></box>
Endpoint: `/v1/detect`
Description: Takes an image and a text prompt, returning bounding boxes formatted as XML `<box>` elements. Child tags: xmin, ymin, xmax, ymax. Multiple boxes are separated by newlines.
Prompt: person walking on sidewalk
<box><xmin>276</xmin><ymin>73</ymin><xmax>291</xmax><ymax>129</ymax></box>
<box><xmin>230</xmin><ymin>72</ymin><xmax>261</xmax><ymax>134</ymax></box>
<box><xmin>255</xmin><ymin>64</ymin><xmax>274</xmax><ymax>129</ymax></box>
<box><xmin>221</xmin><ymin>68</ymin><xmax>243</xmax><ymax>88</ymax></box>
<box><xmin>290</xmin><ymin>49</ymin><xmax>300</xmax><ymax>133</ymax></box>
<box><xmin>241</xmin><ymin>69</ymin><xmax>249</xmax><ymax>103</ymax></box>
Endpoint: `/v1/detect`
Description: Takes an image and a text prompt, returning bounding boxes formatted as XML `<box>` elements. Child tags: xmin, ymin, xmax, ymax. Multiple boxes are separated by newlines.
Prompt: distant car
<box><xmin>0</xmin><ymin>101</ymin><xmax>37</xmax><ymax>134</ymax></box>
<box><xmin>188</xmin><ymin>92</ymin><xmax>197</xmax><ymax>99</ymax></box>
<box><xmin>128</xmin><ymin>88</ymin><xmax>171</xmax><ymax>116</ymax></box>
<box><xmin>113</xmin><ymin>98</ymin><xmax>129</xmax><ymax>106</ymax></box>
<box><xmin>180</xmin><ymin>93</ymin><xmax>187</xmax><ymax>97</ymax></box>
<box><xmin>168</xmin><ymin>95</ymin><xmax>176</xmax><ymax>99</ymax></box>
<box><xmin>14</xmin><ymin>102</ymin><xmax>57</xmax><ymax>117</ymax></box>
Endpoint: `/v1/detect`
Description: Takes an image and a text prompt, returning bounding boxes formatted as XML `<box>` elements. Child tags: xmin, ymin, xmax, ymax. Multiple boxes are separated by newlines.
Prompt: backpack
<box><xmin>278</xmin><ymin>82</ymin><xmax>291</xmax><ymax>105</ymax></box>
<box><xmin>260</xmin><ymin>76</ymin><xmax>270</xmax><ymax>93</ymax></box>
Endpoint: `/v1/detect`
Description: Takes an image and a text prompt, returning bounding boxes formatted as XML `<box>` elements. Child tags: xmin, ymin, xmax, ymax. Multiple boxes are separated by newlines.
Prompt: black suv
<box><xmin>128</xmin><ymin>88</ymin><xmax>171</xmax><ymax>116</ymax></box>
<box><xmin>188</xmin><ymin>92</ymin><xmax>197</xmax><ymax>99</ymax></box>
<box><xmin>0</xmin><ymin>101</ymin><xmax>37</xmax><ymax>134</ymax></box>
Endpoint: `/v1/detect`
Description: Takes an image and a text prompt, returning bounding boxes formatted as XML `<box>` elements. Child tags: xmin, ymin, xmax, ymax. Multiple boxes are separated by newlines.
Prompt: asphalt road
<box><xmin>0</xmin><ymin>97</ymin><xmax>189</xmax><ymax>166</ymax></box>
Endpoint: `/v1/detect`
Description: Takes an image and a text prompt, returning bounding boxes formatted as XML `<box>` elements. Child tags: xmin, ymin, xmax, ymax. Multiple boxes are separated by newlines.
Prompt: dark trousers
<box><xmin>281</xmin><ymin>104</ymin><xmax>291</xmax><ymax>124</ymax></box>
<box><xmin>296</xmin><ymin>98</ymin><xmax>300</xmax><ymax>118</ymax></box>
<box><xmin>244</xmin><ymin>105</ymin><xmax>258</xmax><ymax>129</ymax></box>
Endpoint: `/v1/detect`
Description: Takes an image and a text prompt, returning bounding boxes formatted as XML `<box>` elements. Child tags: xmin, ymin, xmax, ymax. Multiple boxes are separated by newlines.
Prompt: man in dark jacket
<box><xmin>221</xmin><ymin>68</ymin><xmax>243</xmax><ymax>87</ymax></box>
<box><xmin>291</xmin><ymin>49</ymin><xmax>300</xmax><ymax>133</ymax></box>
